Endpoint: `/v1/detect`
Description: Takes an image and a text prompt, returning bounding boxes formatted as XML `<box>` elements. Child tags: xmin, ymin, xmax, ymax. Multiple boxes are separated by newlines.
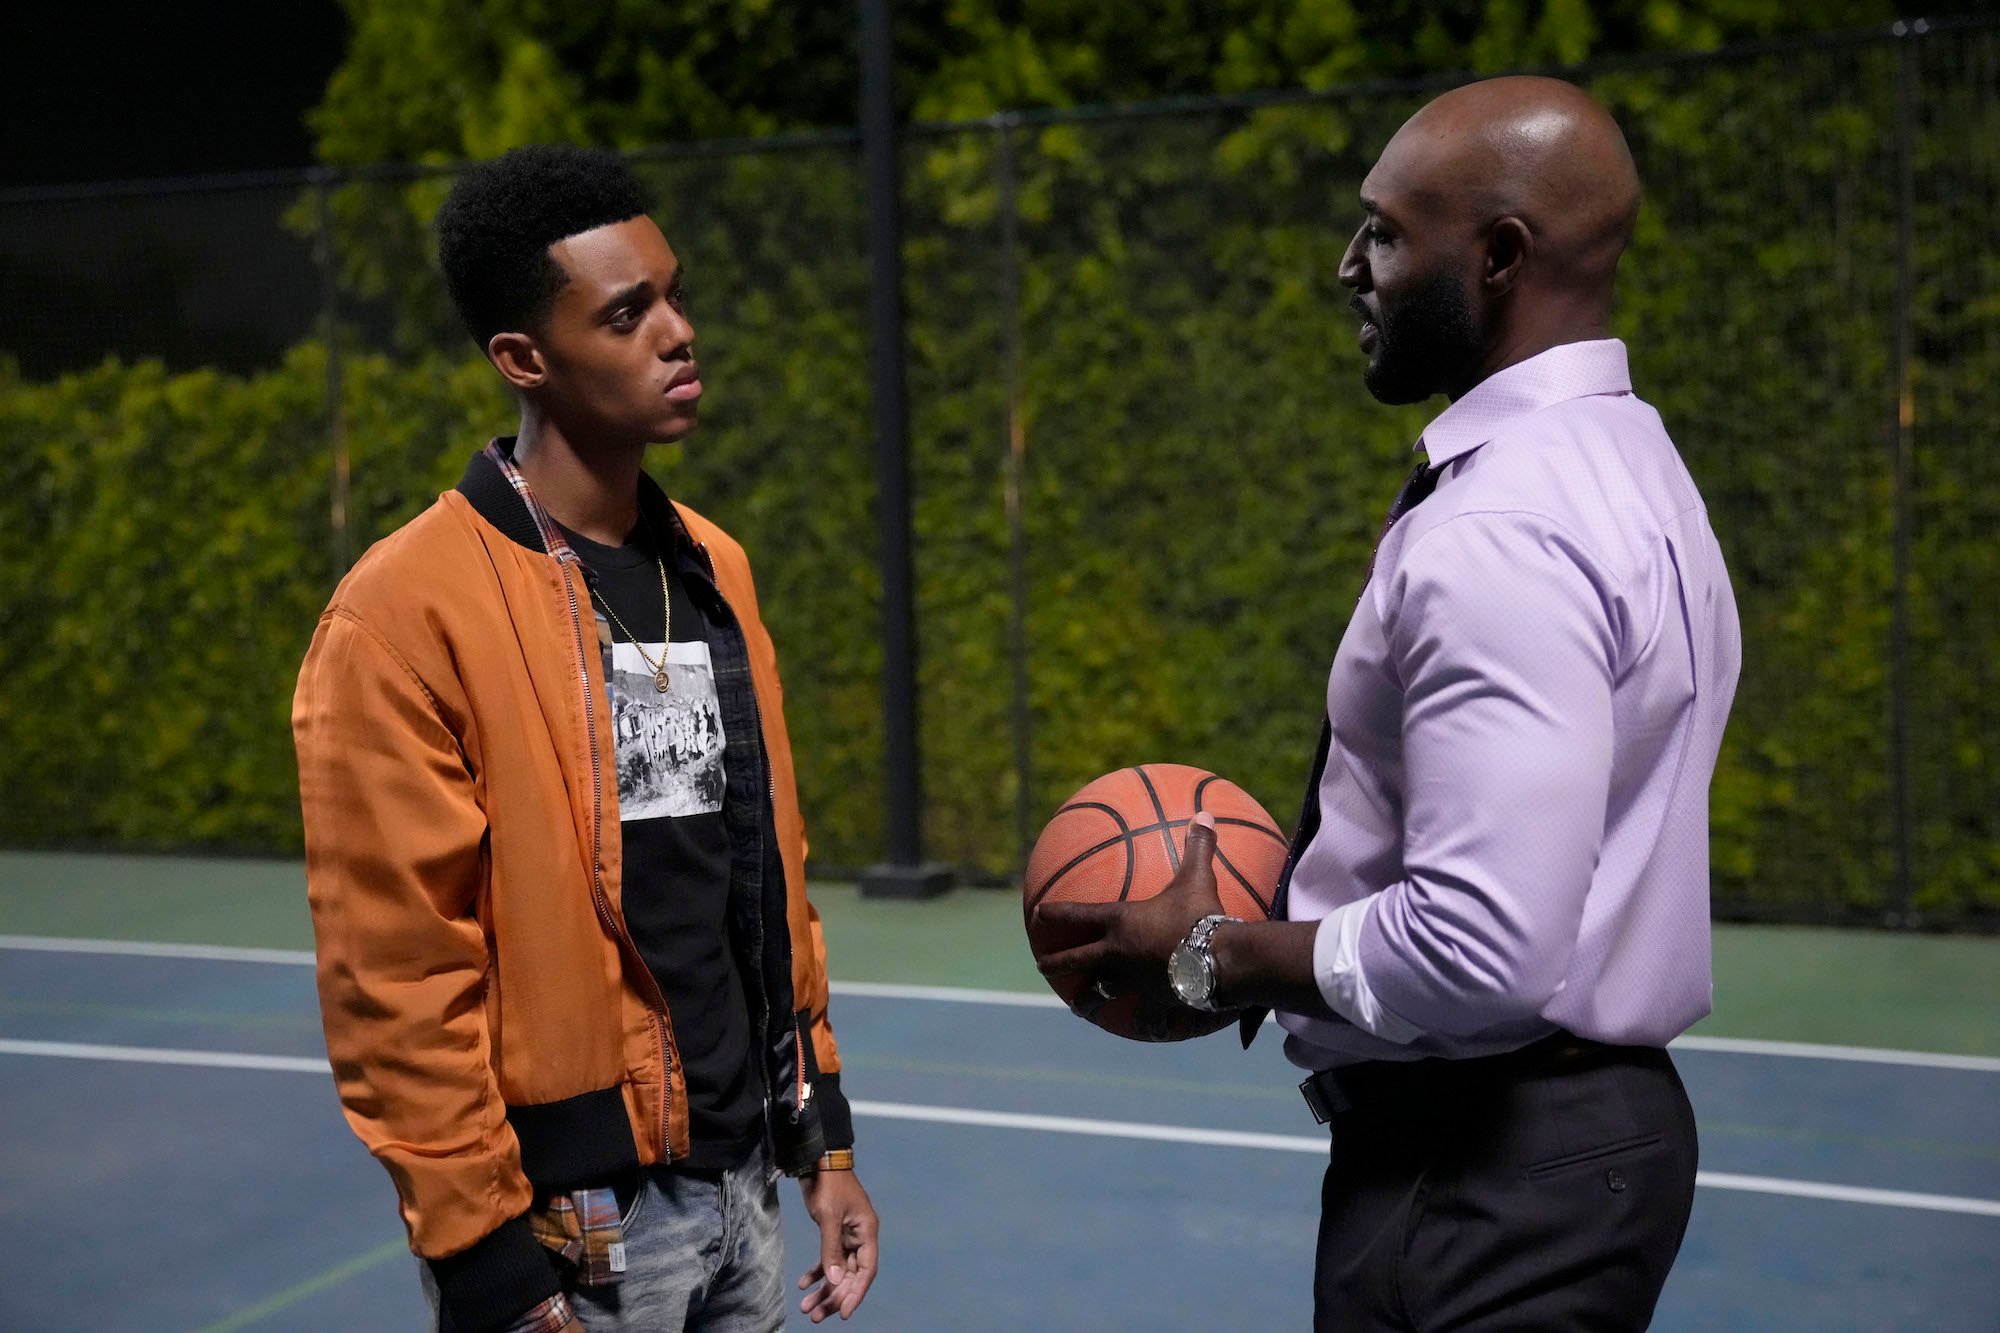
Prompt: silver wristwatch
<box><xmin>1168</xmin><ymin>913</ymin><xmax>1238</xmax><ymax>1012</ymax></box>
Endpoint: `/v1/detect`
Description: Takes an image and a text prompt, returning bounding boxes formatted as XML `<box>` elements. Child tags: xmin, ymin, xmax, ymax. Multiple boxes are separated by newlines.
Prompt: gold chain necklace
<box><xmin>588</xmin><ymin>520</ymin><xmax>673</xmax><ymax>693</ymax></box>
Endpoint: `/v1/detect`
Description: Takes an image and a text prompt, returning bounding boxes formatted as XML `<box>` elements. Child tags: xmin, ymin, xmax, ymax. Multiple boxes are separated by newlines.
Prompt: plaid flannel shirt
<box><xmin>503</xmin><ymin>1293</ymin><xmax>575</xmax><ymax>1333</ymax></box>
<box><xmin>529</xmin><ymin>1184</ymin><xmax>628</xmax><ymax>1285</ymax></box>
<box><xmin>498</xmin><ymin>1183</ymin><xmax>629</xmax><ymax>1330</ymax></box>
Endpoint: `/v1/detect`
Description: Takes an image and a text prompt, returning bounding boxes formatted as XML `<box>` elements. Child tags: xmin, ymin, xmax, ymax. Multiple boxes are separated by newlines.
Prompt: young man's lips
<box><xmin>1358</xmin><ymin>320</ymin><xmax>1379</xmax><ymax>353</ymax></box>
<box><xmin>666</xmin><ymin>376</ymin><xmax>703</xmax><ymax>402</ymax></box>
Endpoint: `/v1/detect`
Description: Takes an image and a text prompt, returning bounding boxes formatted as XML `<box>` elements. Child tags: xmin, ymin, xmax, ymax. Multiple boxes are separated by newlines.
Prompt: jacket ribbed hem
<box><xmin>428</xmin><ymin>1214</ymin><xmax>560</xmax><ymax>1333</ymax></box>
<box><xmin>507</xmin><ymin>1085</ymin><xmax>643</xmax><ymax>1192</ymax></box>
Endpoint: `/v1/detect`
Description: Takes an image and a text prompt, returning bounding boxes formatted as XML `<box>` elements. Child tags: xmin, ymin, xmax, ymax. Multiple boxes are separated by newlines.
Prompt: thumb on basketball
<box><xmin>1185</xmin><ymin>811</ymin><xmax>1217</xmax><ymax>859</ymax></box>
<box><xmin>1182</xmin><ymin>811</ymin><xmax>1219</xmax><ymax>879</ymax></box>
<box><xmin>1174</xmin><ymin>812</ymin><xmax>1223</xmax><ymax>908</ymax></box>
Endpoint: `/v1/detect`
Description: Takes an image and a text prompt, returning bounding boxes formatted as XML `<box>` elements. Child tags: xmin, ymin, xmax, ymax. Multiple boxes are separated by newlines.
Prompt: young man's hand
<box><xmin>797</xmin><ymin>1167</ymin><xmax>879</xmax><ymax>1322</ymax></box>
<box><xmin>1031</xmin><ymin>812</ymin><xmax>1224</xmax><ymax>1002</ymax></box>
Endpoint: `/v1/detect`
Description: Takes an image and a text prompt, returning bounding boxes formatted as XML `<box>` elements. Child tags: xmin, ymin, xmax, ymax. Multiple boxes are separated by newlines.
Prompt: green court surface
<box><xmin>1</xmin><ymin>849</ymin><xmax>1995</xmax><ymax>1054</ymax></box>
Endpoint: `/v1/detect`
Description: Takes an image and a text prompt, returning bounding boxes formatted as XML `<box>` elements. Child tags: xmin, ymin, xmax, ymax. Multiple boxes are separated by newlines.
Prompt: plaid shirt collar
<box><xmin>481</xmin><ymin>437</ymin><xmax>699</xmax><ymax>565</ymax></box>
<box><xmin>482</xmin><ymin>439</ymin><xmax>581</xmax><ymax>565</ymax></box>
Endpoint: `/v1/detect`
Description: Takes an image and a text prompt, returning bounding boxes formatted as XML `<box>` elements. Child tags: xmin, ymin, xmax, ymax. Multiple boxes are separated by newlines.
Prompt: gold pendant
<box><xmin>654</xmin><ymin>667</ymin><xmax>671</xmax><ymax>693</ymax></box>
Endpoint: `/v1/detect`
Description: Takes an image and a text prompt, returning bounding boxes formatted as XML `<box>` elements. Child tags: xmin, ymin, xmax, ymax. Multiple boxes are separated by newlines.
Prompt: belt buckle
<box><xmin>1299</xmin><ymin>1071</ymin><xmax>1350</xmax><ymax>1125</ymax></box>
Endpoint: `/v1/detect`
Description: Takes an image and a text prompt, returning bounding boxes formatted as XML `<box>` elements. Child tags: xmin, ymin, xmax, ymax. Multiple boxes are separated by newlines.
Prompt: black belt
<box><xmin>1299</xmin><ymin>1032</ymin><xmax>1629</xmax><ymax>1124</ymax></box>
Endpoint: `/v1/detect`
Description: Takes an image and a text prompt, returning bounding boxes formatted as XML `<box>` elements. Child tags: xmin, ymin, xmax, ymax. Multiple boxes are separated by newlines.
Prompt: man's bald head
<box><xmin>1339</xmin><ymin>77</ymin><xmax>1643</xmax><ymax>403</ymax></box>
<box><xmin>1382</xmin><ymin>76</ymin><xmax>1640</xmax><ymax>292</ymax></box>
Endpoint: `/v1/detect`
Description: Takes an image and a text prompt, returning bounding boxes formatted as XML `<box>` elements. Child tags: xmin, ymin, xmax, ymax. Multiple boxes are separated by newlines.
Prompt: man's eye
<box><xmin>667</xmin><ymin>285</ymin><xmax>690</xmax><ymax>312</ymax></box>
<box><xmin>1366</xmin><ymin>225</ymin><xmax>1390</xmax><ymax>244</ymax></box>
<box><xmin>609</xmin><ymin>308</ymin><xmax>641</xmax><ymax>330</ymax></box>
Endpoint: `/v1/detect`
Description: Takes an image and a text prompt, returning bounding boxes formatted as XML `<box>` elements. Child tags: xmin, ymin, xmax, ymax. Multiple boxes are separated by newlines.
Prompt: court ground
<box><xmin>2</xmin><ymin>850</ymin><xmax>1995</xmax><ymax>1330</ymax></box>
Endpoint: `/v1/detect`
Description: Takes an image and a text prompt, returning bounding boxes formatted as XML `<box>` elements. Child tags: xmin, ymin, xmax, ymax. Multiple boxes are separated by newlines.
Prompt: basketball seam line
<box><xmin>1135</xmin><ymin>766</ymin><xmax>1179</xmax><ymax>874</ymax></box>
<box><xmin>1192</xmin><ymin>772</ymin><xmax>1272</xmax><ymax>908</ymax></box>
<box><xmin>1047</xmin><ymin>809</ymin><xmax>1286</xmax><ymax>847</ymax></box>
<box><xmin>1194</xmin><ymin>773</ymin><xmax>1271</xmax><ymax>916</ymax></box>
<box><xmin>1028</xmin><ymin>801</ymin><xmax>1136</xmax><ymax>909</ymax></box>
<box><xmin>1211</xmin><ymin>845</ymin><xmax>1272</xmax><ymax>916</ymax></box>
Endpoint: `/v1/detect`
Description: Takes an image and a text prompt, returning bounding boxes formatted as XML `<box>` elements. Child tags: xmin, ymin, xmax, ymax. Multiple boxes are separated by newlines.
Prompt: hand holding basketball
<box><xmin>1023</xmin><ymin>764</ymin><xmax>1284</xmax><ymax>1040</ymax></box>
<box><xmin>1033</xmin><ymin>811</ymin><xmax>1223</xmax><ymax>995</ymax></box>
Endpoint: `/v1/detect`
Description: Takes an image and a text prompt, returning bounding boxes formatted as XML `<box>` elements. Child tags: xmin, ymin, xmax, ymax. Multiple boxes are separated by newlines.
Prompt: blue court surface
<box><xmin>2</xmin><ymin>937</ymin><xmax>1996</xmax><ymax>1331</ymax></box>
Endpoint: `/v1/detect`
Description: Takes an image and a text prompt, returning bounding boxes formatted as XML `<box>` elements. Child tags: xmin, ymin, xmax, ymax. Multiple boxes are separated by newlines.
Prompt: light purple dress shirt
<box><xmin>1279</xmin><ymin>339</ymin><xmax>1741</xmax><ymax>1071</ymax></box>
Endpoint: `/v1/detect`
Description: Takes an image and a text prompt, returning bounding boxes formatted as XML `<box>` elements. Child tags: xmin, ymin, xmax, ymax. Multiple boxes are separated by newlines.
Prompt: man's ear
<box><xmin>1484</xmin><ymin>216</ymin><xmax>1532</xmax><ymax>296</ymax></box>
<box><xmin>489</xmin><ymin>331</ymin><xmax>546</xmax><ymax>391</ymax></box>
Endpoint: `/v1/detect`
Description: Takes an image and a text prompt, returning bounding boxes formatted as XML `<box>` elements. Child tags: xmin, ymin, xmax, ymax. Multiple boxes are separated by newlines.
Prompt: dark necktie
<box><xmin>1363</xmin><ymin>455</ymin><xmax>1442</xmax><ymax>583</ymax></box>
<box><xmin>1238</xmin><ymin>452</ymin><xmax>1441</xmax><ymax>1046</ymax></box>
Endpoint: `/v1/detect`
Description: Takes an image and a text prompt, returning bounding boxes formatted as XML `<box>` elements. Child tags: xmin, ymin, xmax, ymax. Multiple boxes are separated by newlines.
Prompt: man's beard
<box><xmin>1360</xmin><ymin>266</ymin><xmax>1483</xmax><ymax>405</ymax></box>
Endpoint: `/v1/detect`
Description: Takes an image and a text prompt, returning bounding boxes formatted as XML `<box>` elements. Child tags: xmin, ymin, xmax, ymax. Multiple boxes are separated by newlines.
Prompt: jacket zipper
<box><xmin>559</xmin><ymin>559</ymin><xmax>678</xmax><ymax>1163</ymax></box>
<box><xmin>694</xmin><ymin>539</ymin><xmax>808</xmax><ymax>1123</ymax></box>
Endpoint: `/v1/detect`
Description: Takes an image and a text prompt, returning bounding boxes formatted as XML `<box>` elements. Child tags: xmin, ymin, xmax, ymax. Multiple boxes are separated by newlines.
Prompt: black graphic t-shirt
<box><xmin>559</xmin><ymin>518</ymin><xmax>762</xmax><ymax>1172</ymax></box>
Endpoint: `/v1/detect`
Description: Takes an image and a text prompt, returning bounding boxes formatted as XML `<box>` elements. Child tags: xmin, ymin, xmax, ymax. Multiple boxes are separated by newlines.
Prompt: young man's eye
<box><xmin>667</xmin><ymin>285</ymin><xmax>690</xmax><ymax>312</ymax></box>
<box><xmin>609</xmin><ymin>307</ymin><xmax>641</xmax><ymax>330</ymax></box>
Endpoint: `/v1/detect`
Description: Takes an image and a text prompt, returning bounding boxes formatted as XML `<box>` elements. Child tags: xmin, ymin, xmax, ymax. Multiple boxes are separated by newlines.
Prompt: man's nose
<box><xmin>661</xmin><ymin>313</ymin><xmax>694</xmax><ymax>357</ymax></box>
<box><xmin>1336</xmin><ymin>232</ymin><xmax>1365</xmax><ymax>289</ymax></box>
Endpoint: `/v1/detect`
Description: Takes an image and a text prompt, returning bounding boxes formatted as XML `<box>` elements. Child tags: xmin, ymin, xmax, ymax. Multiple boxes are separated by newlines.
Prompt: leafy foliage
<box><xmin>0</xmin><ymin>348</ymin><xmax>341</xmax><ymax>848</ymax></box>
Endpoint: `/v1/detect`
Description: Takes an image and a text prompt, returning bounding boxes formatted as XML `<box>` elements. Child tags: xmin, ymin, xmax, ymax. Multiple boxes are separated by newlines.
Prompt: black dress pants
<box><xmin>1313</xmin><ymin>1042</ymin><xmax>1698</xmax><ymax>1332</ymax></box>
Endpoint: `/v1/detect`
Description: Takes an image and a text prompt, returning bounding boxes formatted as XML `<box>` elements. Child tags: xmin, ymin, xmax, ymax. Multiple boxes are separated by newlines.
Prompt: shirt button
<box><xmin>1607</xmin><ymin>1169</ymin><xmax>1627</xmax><ymax>1193</ymax></box>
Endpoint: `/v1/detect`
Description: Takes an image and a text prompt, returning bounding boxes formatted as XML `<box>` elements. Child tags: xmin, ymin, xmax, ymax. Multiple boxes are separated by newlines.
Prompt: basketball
<box><xmin>1023</xmin><ymin>763</ymin><xmax>1289</xmax><ymax>1041</ymax></box>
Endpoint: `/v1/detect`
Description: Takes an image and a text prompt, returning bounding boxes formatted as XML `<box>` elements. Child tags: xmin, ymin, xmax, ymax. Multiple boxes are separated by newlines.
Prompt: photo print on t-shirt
<box><xmin>609</xmin><ymin>640</ymin><xmax>727</xmax><ymax>821</ymax></box>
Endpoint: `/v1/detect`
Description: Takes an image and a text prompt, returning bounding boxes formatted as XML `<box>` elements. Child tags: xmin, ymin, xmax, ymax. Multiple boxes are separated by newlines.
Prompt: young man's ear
<box><xmin>489</xmin><ymin>332</ymin><xmax>546</xmax><ymax>391</ymax></box>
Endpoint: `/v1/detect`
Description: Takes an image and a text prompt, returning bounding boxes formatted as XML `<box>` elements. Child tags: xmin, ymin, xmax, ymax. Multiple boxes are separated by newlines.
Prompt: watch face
<box><xmin>1169</xmin><ymin>943</ymin><xmax>1205</xmax><ymax>1003</ymax></box>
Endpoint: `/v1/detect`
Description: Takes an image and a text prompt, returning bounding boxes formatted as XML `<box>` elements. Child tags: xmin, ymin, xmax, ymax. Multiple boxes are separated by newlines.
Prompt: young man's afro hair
<box><xmin>435</xmin><ymin>143</ymin><xmax>651</xmax><ymax>348</ymax></box>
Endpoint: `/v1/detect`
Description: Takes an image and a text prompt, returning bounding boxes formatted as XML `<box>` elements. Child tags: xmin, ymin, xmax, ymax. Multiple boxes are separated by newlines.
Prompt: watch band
<box><xmin>813</xmin><ymin>1148</ymin><xmax>855</xmax><ymax>1172</ymax></box>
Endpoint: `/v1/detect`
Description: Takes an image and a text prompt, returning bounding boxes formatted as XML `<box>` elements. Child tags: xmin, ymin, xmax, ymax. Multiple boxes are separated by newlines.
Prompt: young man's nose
<box><xmin>660</xmin><ymin>314</ymin><xmax>695</xmax><ymax>358</ymax></box>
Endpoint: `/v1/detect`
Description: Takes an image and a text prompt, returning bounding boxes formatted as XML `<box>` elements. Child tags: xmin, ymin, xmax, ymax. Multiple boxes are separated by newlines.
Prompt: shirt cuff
<box><xmin>1313</xmin><ymin>896</ymin><xmax>1424</xmax><ymax>1044</ymax></box>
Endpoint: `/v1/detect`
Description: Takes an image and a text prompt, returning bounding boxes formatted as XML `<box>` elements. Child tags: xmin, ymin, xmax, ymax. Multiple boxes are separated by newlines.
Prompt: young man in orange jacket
<box><xmin>294</xmin><ymin>144</ymin><xmax>879</xmax><ymax>1333</ymax></box>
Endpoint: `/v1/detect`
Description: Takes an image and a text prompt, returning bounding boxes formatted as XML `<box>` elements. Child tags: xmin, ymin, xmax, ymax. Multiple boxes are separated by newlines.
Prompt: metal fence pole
<box><xmin>1887</xmin><ymin>20</ymin><xmax>1925</xmax><ymax>927</ymax></box>
<box><xmin>859</xmin><ymin>0</ymin><xmax>952</xmax><ymax>897</ymax></box>
<box><xmin>315</xmin><ymin>171</ymin><xmax>350</xmax><ymax>580</ymax></box>
<box><xmin>995</xmin><ymin>114</ymin><xmax>1033</xmax><ymax>876</ymax></box>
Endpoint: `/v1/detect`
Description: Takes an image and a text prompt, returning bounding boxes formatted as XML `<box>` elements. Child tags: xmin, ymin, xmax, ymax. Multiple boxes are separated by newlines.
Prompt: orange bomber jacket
<box><xmin>293</xmin><ymin>441</ymin><xmax>847</xmax><ymax>1310</ymax></box>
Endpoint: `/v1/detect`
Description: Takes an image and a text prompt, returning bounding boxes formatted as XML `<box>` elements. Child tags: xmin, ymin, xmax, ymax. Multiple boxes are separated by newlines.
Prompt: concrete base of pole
<box><xmin>859</xmin><ymin>862</ymin><xmax>957</xmax><ymax>900</ymax></box>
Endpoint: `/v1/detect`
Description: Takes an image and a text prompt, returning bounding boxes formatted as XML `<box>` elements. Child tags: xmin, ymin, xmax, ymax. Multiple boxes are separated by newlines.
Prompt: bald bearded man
<box><xmin>1037</xmin><ymin>77</ymin><xmax>1740</xmax><ymax>1330</ymax></box>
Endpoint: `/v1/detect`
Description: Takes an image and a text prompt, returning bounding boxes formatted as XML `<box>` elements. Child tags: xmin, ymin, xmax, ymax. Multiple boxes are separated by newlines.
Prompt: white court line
<box><xmin>833</xmin><ymin>982</ymin><xmax>2000</xmax><ymax>1072</ymax></box>
<box><xmin>850</xmin><ymin>1099</ymin><xmax>1327</xmax><ymax>1154</ymax></box>
<box><xmin>832</xmin><ymin>979</ymin><xmax>1063</xmax><ymax>1008</ymax></box>
<box><xmin>6</xmin><ymin>935</ymin><xmax>1999</xmax><ymax>1073</ymax></box>
<box><xmin>1</xmin><ymin>1036</ymin><xmax>1996</xmax><ymax>1219</ymax></box>
<box><xmin>1670</xmin><ymin>1034</ymin><xmax>2000</xmax><ymax>1073</ymax></box>
<box><xmin>1691</xmin><ymin>1171</ymin><xmax>2000</xmax><ymax>1219</ymax></box>
<box><xmin>0</xmin><ymin>1037</ymin><xmax>330</xmax><ymax>1074</ymax></box>
<box><xmin>0</xmin><ymin>935</ymin><xmax>316</xmax><ymax>966</ymax></box>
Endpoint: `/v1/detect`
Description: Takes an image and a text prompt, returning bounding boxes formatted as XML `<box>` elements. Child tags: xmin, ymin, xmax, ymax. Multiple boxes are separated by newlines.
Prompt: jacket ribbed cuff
<box><xmin>816</xmin><ymin>1071</ymin><xmax>855</xmax><ymax>1151</ymax></box>
<box><xmin>427</xmin><ymin>1213</ymin><xmax>561</xmax><ymax>1333</ymax></box>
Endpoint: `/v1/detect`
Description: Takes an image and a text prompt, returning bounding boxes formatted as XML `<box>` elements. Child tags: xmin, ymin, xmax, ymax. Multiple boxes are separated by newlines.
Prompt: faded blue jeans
<box><xmin>424</xmin><ymin>1142</ymin><xmax>786</xmax><ymax>1333</ymax></box>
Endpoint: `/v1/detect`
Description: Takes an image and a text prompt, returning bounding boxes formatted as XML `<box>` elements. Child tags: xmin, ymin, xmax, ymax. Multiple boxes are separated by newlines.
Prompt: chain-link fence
<box><xmin>2</xmin><ymin>18</ymin><xmax>1994</xmax><ymax>928</ymax></box>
